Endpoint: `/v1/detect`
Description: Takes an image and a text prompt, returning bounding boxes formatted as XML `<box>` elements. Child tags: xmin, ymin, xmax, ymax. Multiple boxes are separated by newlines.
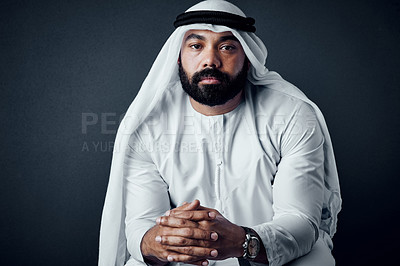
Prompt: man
<box><xmin>99</xmin><ymin>1</ymin><xmax>341</xmax><ymax>266</ymax></box>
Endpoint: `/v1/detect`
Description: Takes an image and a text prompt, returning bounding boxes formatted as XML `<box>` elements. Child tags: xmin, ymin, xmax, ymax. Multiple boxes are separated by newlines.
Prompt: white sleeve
<box><xmin>253</xmin><ymin>103</ymin><xmax>325</xmax><ymax>266</ymax></box>
<box><xmin>123</xmin><ymin>130</ymin><xmax>170</xmax><ymax>264</ymax></box>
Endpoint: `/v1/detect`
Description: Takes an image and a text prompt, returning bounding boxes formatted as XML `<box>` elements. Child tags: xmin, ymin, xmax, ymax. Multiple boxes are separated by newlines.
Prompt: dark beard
<box><xmin>178</xmin><ymin>61</ymin><xmax>248</xmax><ymax>107</ymax></box>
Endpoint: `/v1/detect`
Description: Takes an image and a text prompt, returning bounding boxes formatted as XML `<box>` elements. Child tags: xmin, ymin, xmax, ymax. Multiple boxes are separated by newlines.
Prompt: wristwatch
<box><xmin>241</xmin><ymin>226</ymin><xmax>260</xmax><ymax>260</ymax></box>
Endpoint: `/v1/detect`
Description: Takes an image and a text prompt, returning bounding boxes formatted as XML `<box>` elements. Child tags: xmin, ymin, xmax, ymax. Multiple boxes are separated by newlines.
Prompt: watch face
<box><xmin>248</xmin><ymin>237</ymin><xmax>260</xmax><ymax>257</ymax></box>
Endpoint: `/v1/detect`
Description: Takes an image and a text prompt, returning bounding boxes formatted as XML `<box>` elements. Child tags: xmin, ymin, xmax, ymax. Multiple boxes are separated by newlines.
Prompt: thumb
<box><xmin>175</xmin><ymin>199</ymin><xmax>200</xmax><ymax>211</ymax></box>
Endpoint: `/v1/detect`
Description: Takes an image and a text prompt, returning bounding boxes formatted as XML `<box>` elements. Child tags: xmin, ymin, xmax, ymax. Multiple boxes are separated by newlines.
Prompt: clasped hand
<box><xmin>140</xmin><ymin>200</ymin><xmax>245</xmax><ymax>265</ymax></box>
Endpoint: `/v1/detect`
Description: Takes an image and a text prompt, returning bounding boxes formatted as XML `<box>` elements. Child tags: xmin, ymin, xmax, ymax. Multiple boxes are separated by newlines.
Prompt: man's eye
<box><xmin>190</xmin><ymin>44</ymin><xmax>202</xmax><ymax>49</ymax></box>
<box><xmin>221</xmin><ymin>45</ymin><xmax>236</xmax><ymax>51</ymax></box>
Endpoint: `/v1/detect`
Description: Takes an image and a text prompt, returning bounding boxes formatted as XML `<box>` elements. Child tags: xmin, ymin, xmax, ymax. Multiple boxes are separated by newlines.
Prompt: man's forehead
<box><xmin>182</xmin><ymin>30</ymin><xmax>237</xmax><ymax>42</ymax></box>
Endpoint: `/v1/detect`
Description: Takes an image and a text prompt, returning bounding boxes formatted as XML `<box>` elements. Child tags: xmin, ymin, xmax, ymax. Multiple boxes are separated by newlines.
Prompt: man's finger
<box><xmin>169</xmin><ymin>210</ymin><xmax>217</xmax><ymax>221</ymax></box>
<box><xmin>165</xmin><ymin>200</ymin><xmax>201</xmax><ymax>216</ymax></box>
<box><xmin>159</xmin><ymin>250</ymin><xmax>204</xmax><ymax>264</ymax></box>
<box><xmin>162</xmin><ymin>250</ymin><xmax>209</xmax><ymax>266</ymax></box>
<box><xmin>170</xmin><ymin>200</ymin><xmax>201</xmax><ymax>213</ymax></box>
<box><xmin>189</xmin><ymin>260</ymin><xmax>209</xmax><ymax>266</ymax></box>
<box><xmin>166</xmin><ymin>246</ymin><xmax>218</xmax><ymax>260</ymax></box>
<box><xmin>166</xmin><ymin>254</ymin><xmax>209</xmax><ymax>266</ymax></box>
<box><xmin>196</xmin><ymin>205</ymin><xmax>215</xmax><ymax>212</ymax></box>
<box><xmin>156</xmin><ymin>235</ymin><xmax>214</xmax><ymax>247</ymax></box>
<box><xmin>163</xmin><ymin>227</ymin><xmax>218</xmax><ymax>241</ymax></box>
<box><xmin>157</xmin><ymin>216</ymin><xmax>199</xmax><ymax>228</ymax></box>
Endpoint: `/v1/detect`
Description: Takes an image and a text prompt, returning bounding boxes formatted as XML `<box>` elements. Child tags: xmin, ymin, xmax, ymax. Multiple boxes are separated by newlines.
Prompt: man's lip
<box><xmin>199</xmin><ymin>77</ymin><xmax>221</xmax><ymax>84</ymax></box>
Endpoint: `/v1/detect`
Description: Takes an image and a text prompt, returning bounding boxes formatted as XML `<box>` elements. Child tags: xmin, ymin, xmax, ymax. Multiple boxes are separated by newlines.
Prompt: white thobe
<box><xmin>123</xmin><ymin>82</ymin><xmax>333</xmax><ymax>266</ymax></box>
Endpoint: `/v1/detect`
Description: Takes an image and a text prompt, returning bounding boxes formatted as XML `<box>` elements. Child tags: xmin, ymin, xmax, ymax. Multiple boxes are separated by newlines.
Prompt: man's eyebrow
<box><xmin>219</xmin><ymin>35</ymin><xmax>239</xmax><ymax>42</ymax></box>
<box><xmin>184</xmin><ymin>33</ymin><xmax>240</xmax><ymax>43</ymax></box>
<box><xmin>185</xmin><ymin>33</ymin><xmax>206</xmax><ymax>42</ymax></box>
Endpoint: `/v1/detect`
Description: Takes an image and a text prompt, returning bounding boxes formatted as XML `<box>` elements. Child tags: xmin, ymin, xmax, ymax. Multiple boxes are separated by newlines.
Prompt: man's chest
<box><xmin>149</xmin><ymin>115</ymin><xmax>280</xmax><ymax>199</ymax></box>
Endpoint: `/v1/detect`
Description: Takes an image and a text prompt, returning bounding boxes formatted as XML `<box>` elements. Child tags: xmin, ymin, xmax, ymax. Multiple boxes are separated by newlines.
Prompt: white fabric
<box><xmin>98</xmin><ymin>1</ymin><xmax>341</xmax><ymax>265</ymax></box>
<box><xmin>123</xmin><ymin>83</ymin><xmax>332</xmax><ymax>266</ymax></box>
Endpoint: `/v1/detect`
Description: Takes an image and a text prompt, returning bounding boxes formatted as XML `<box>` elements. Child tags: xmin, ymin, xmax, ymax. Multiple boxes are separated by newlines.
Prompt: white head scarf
<box><xmin>98</xmin><ymin>1</ymin><xmax>342</xmax><ymax>265</ymax></box>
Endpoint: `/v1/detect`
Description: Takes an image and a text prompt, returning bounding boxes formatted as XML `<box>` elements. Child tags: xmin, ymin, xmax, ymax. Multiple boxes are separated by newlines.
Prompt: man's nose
<box><xmin>202</xmin><ymin>48</ymin><xmax>221</xmax><ymax>68</ymax></box>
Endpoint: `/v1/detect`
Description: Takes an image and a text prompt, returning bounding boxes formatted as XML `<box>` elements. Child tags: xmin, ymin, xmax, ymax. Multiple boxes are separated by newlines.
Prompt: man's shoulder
<box><xmin>247</xmin><ymin>83</ymin><xmax>312</xmax><ymax>115</ymax></box>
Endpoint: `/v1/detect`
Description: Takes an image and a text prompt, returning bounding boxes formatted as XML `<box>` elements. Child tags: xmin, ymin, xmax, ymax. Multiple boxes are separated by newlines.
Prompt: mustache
<box><xmin>191</xmin><ymin>68</ymin><xmax>230</xmax><ymax>84</ymax></box>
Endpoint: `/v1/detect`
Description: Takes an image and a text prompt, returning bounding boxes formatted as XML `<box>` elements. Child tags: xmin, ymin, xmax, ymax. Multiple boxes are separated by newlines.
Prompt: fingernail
<box><xmin>167</xmin><ymin>255</ymin><xmax>174</xmax><ymax>262</ymax></box>
<box><xmin>208</xmin><ymin>212</ymin><xmax>216</xmax><ymax>219</ymax></box>
<box><xmin>165</xmin><ymin>210</ymin><xmax>171</xmax><ymax>216</ymax></box>
<box><xmin>155</xmin><ymin>236</ymin><xmax>161</xmax><ymax>243</ymax></box>
<box><xmin>183</xmin><ymin>201</ymin><xmax>188</xmax><ymax>205</ymax></box>
<box><xmin>211</xmin><ymin>250</ymin><xmax>218</xmax><ymax>257</ymax></box>
<box><xmin>202</xmin><ymin>260</ymin><xmax>209</xmax><ymax>266</ymax></box>
<box><xmin>211</xmin><ymin>232</ymin><xmax>218</xmax><ymax>240</ymax></box>
<box><xmin>156</xmin><ymin>217</ymin><xmax>161</xmax><ymax>224</ymax></box>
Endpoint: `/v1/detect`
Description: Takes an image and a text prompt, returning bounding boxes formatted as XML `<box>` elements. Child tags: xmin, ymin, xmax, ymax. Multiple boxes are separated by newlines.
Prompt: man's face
<box><xmin>179</xmin><ymin>30</ymin><xmax>248</xmax><ymax>107</ymax></box>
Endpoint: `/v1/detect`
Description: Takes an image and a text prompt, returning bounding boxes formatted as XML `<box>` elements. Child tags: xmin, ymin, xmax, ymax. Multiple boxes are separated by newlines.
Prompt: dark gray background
<box><xmin>1</xmin><ymin>0</ymin><xmax>399</xmax><ymax>265</ymax></box>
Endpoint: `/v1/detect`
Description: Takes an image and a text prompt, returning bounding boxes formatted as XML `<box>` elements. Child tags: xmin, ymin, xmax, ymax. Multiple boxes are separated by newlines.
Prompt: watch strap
<box><xmin>238</xmin><ymin>257</ymin><xmax>252</xmax><ymax>266</ymax></box>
